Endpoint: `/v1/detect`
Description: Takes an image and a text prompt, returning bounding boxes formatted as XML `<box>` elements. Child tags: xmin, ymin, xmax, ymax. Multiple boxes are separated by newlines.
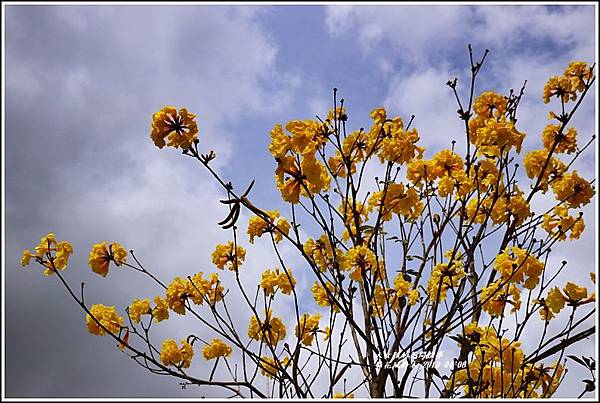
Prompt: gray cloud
<box><xmin>4</xmin><ymin>4</ymin><xmax>597</xmax><ymax>399</ymax></box>
<box><xmin>4</xmin><ymin>5</ymin><xmax>299</xmax><ymax>397</ymax></box>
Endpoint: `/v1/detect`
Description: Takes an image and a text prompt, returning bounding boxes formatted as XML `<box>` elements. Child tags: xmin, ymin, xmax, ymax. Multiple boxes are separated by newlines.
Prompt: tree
<box><xmin>20</xmin><ymin>47</ymin><xmax>596</xmax><ymax>398</ymax></box>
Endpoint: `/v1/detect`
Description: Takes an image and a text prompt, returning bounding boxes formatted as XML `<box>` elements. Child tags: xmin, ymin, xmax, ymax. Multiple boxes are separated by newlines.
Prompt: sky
<box><xmin>2</xmin><ymin>3</ymin><xmax>597</xmax><ymax>398</ymax></box>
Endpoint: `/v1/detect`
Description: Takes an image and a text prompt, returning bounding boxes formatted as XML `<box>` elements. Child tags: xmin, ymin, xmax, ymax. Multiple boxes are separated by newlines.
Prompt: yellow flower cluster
<box><xmin>88</xmin><ymin>241</ymin><xmax>127</xmax><ymax>277</ymax></box>
<box><xmin>150</xmin><ymin>106</ymin><xmax>198</xmax><ymax>150</ymax></box>
<box><xmin>311</xmin><ymin>281</ymin><xmax>340</xmax><ymax>312</ymax></box>
<box><xmin>304</xmin><ymin>235</ymin><xmax>347</xmax><ymax>272</ymax></box>
<box><xmin>247</xmin><ymin>210</ymin><xmax>291</xmax><ymax>244</ymax></box>
<box><xmin>165</xmin><ymin>272</ymin><xmax>224</xmax><ymax>315</ymax></box>
<box><xmin>295</xmin><ymin>313</ymin><xmax>321</xmax><ymax>346</ymax></box>
<box><xmin>542</xmin><ymin>124</ymin><xmax>577</xmax><ymax>154</ymax></box>
<box><xmin>473</xmin><ymin>91</ymin><xmax>507</xmax><ymax>119</ymax></box>
<box><xmin>86</xmin><ymin>304</ymin><xmax>124</xmax><ymax>336</ymax></box>
<box><xmin>551</xmin><ymin>170</ymin><xmax>594</xmax><ymax>209</ymax></box>
<box><xmin>202</xmin><ymin>338</ymin><xmax>233</xmax><ymax>360</ymax></box>
<box><xmin>368</xmin><ymin>182</ymin><xmax>423</xmax><ymax>221</ymax></box>
<box><xmin>270</xmin><ymin>118</ymin><xmax>331</xmax><ymax>204</ymax></box>
<box><xmin>128</xmin><ymin>299</ymin><xmax>151</xmax><ymax>323</ymax></box>
<box><xmin>338</xmin><ymin>198</ymin><xmax>370</xmax><ymax>241</ymax></box>
<box><xmin>260</xmin><ymin>267</ymin><xmax>296</xmax><ymax>296</ymax></box>
<box><xmin>160</xmin><ymin>338</ymin><xmax>194</xmax><ymax>368</ymax></box>
<box><xmin>211</xmin><ymin>241</ymin><xmax>246</xmax><ymax>271</ymax></box>
<box><xmin>378</xmin><ymin>125</ymin><xmax>424</xmax><ymax>165</ymax></box>
<box><xmin>542</xmin><ymin>206</ymin><xmax>584</xmax><ymax>241</ymax></box>
<box><xmin>21</xmin><ymin>233</ymin><xmax>73</xmax><ymax>276</ymax></box>
<box><xmin>426</xmin><ymin>260</ymin><xmax>465</xmax><ymax>302</ymax></box>
<box><xmin>152</xmin><ymin>296</ymin><xmax>170</xmax><ymax>322</ymax></box>
<box><xmin>345</xmin><ymin>245</ymin><xmax>377</xmax><ymax>282</ymax></box>
<box><xmin>539</xmin><ymin>282</ymin><xmax>594</xmax><ymax>320</ymax></box>
<box><xmin>543</xmin><ymin>61</ymin><xmax>593</xmax><ymax>104</ymax></box>
<box><xmin>259</xmin><ymin>356</ymin><xmax>290</xmax><ymax>379</ymax></box>
<box><xmin>247</xmin><ymin>309</ymin><xmax>287</xmax><ymax>346</ymax></box>
<box><xmin>494</xmin><ymin>247</ymin><xmax>544</xmax><ymax>289</ymax></box>
<box><xmin>467</xmin><ymin>185</ymin><xmax>531</xmax><ymax>226</ymax></box>
<box><xmin>480</xmin><ymin>279</ymin><xmax>521</xmax><ymax>317</ymax></box>
<box><xmin>523</xmin><ymin>149</ymin><xmax>566</xmax><ymax>192</ymax></box>
<box><xmin>407</xmin><ymin>149</ymin><xmax>474</xmax><ymax>199</ymax></box>
<box><xmin>450</xmin><ymin>324</ymin><xmax>564</xmax><ymax>397</ymax></box>
<box><xmin>393</xmin><ymin>273</ymin><xmax>420</xmax><ymax>306</ymax></box>
<box><xmin>468</xmin><ymin>91</ymin><xmax>526</xmax><ymax>157</ymax></box>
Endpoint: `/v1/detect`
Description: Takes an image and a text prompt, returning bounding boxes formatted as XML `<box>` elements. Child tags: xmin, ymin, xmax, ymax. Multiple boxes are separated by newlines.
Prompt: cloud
<box><xmin>4</xmin><ymin>5</ymin><xmax>300</xmax><ymax>397</ymax></box>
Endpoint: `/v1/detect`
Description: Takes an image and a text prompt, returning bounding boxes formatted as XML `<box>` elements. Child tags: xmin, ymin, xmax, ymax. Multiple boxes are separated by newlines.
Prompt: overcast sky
<box><xmin>3</xmin><ymin>4</ymin><xmax>597</xmax><ymax>398</ymax></box>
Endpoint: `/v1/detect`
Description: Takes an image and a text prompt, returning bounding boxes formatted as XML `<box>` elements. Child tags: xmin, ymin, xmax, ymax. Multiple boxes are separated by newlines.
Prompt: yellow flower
<box><xmin>489</xmin><ymin>186</ymin><xmax>531</xmax><ymax>226</ymax></box>
<box><xmin>128</xmin><ymin>299</ymin><xmax>151</xmax><ymax>323</ymax></box>
<box><xmin>247</xmin><ymin>210</ymin><xmax>290</xmax><ymax>244</ymax></box>
<box><xmin>564</xmin><ymin>61</ymin><xmax>593</xmax><ymax>92</ymax></box>
<box><xmin>346</xmin><ymin>245</ymin><xmax>377</xmax><ymax>281</ymax></box>
<box><xmin>370</xmin><ymin>285</ymin><xmax>393</xmax><ymax>317</ymax></box>
<box><xmin>473</xmin><ymin>118</ymin><xmax>526</xmax><ymax>156</ymax></box>
<box><xmin>247</xmin><ymin>309</ymin><xmax>287</xmax><ymax>346</ymax></box>
<box><xmin>202</xmin><ymin>338</ymin><xmax>232</xmax><ymax>360</ymax></box>
<box><xmin>326</xmin><ymin>106</ymin><xmax>347</xmax><ymax>123</ymax></box>
<box><xmin>427</xmin><ymin>262</ymin><xmax>464</xmax><ymax>302</ymax></box>
<box><xmin>268</xmin><ymin>123</ymin><xmax>291</xmax><ymax>158</ymax></box>
<box><xmin>260</xmin><ymin>267</ymin><xmax>296</xmax><ymax>296</ymax></box>
<box><xmin>323</xmin><ymin>326</ymin><xmax>331</xmax><ymax>341</ymax></box>
<box><xmin>432</xmin><ymin>150</ymin><xmax>464</xmax><ymax>177</ymax></box>
<box><xmin>328</xmin><ymin>152</ymin><xmax>356</xmax><ymax>178</ymax></box>
<box><xmin>542</xmin><ymin>206</ymin><xmax>584</xmax><ymax>241</ymax></box>
<box><xmin>247</xmin><ymin>211</ymin><xmax>276</xmax><ymax>243</ymax></box>
<box><xmin>311</xmin><ymin>281</ymin><xmax>339</xmax><ymax>312</ymax></box>
<box><xmin>211</xmin><ymin>241</ymin><xmax>246</xmax><ymax>271</ymax></box>
<box><xmin>20</xmin><ymin>250</ymin><xmax>34</xmax><ymax>267</ymax></box>
<box><xmin>523</xmin><ymin>150</ymin><xmax>566</xmax><ymax>192</ymax></box>
<box><xmin>275</xmin><ymin>155</ymin><xmax>302</xmax><ymax>203</ymax></box>
<box><xmin>295</xmin><ymin>313</ymin><xmax>321</xmax><ymax>346</ymax></box>
<box><xmin>481</xmin><ymin>280</ymin><xmax>521</xmax><ymax>317</ymax></box>
<box><xmin>543</xmin><ymin>75</ymin><xmax>576</xmax><ymax>104</ymax></box>
<box><xmin>437</xmin><ymin>171</ymin><xmax>473</xmax><ymax>199</ymax></box>
<box><xmin>406</xmin><ymin>159</ymin><xmax>437</xmax><ymax>186</ymax></box>
<box><xmin>370</xmin><ymin>106</ymin><xmax>387</xmax><ymax>126</ymax></box>
<box><xmin>546</xmin><ymin>287</ymin><xmax>566</xmax><ymax>314</ymax></box>
<box><xmin>152</xmin><ymin>296</ymin><xmax>170</xmax><ymax>322</ymax></box>
<box><xmin>473</xmin><ymin>91</ymin><xmax>507</xmax><ymax>119</ymax></box>
<box><xmin>407</xmin><ymin>289</ymin><xmax>420</xmax><ymax>305</ymax></box>
<box><xmin>393</xmin><ymin>273</ymin><xmax>412</xmax><ymax>296</ymax></box>
<box><xmin>52</xmin><ymin>241</ymin><xmax>74</xmax><ymax>271</ymax></box>
<box><xmin>563</xmin><ymin>282</ymin><xmax>588</xmax><ymax>301</ymax></box>
<box><xmin>368</xmin><ymin>183</ymin><xmax>423</xmax><ymax>221</ymax></box>
<box><xmin>542</xmin><ymin>124</ymin><xmax>577</xmax><ymax>154</ymax></box>
<box><xmin>150</xmin><ymin>106</ymin><xmax>198</xmax><ymax>150</ymax></box>
<box><xmin>379</xmin><ymin>126</ymin><xmax>424</xmax><ymax>164</ymax></box>
<box><xmin>301</xmin><ymin>154</ymin><xmax>331</xmax><ymax>195</ymax></box>
<box><xmin>304</xmin><ymin>235</ymin><xmax>346</xmax><ymax>272</ymax></box>
<box><xmin>537</xmin><ymin>301</ymin><xmax>555</xmax><ymax>321</ymax></box>
<box><xmin>259</xmin><ymin>356</ymin><xmax>290</xmax><ymax>379</ymax></box>
<box><xmin>187</xmin><ymin>272</ymin><xmax>223</xmax><ymax>305</ymax></box>
<box><xmin>86</xmin><ymin>304</ymin><xmax>124</xmax><ymax>336</ymax></box>
<box><xmin>551</xmin><ymin>170</ymin><xmax>594</xmax><ymax>208</ymax></box>
<box><xmin>160</xmin><ymin>339</ymin><xmax>194</xmax><ymax>368</ymax></box>
<box><xmin>165</xmin><ymin>277</ymin><xmax>189</xmax><ymax>315</ymax></box>
<box><xmin>342</xmin><ymin>130</ymin><xmax>376</xmax><ymax>163</ymax></box>
<box><xmin>88</xmin><ymin>241</ymin><xmax>127</xmax><ymax>277</ymax></box>
<box><xmin>494</xmin><ymin>247</ymin><xmax>544</xmax><ymax>289</ymax></box>
<box><xmin>286</xmin><ymin>119</ymin><xmax>328</xmax><ymax>156</ymax></box>
<box><xmin>22</xmin><ymin>233</ymin><xmax>73</xmax><ymax>275</ymax></box>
